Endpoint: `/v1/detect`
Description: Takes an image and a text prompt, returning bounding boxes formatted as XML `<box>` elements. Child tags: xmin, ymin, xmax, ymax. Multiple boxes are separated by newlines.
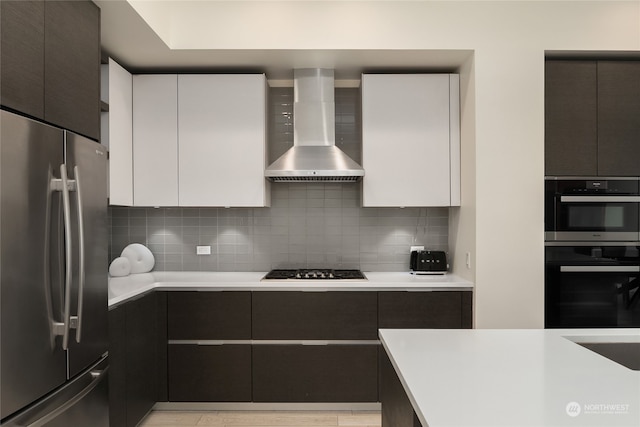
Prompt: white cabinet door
<box><xmin>178</xmin><ymin>74</ymin><xmax>269</xmax><ymax>207</ymax></box>
<box><xmin>103</xmin><ymin>58</ymin><xmax>133</xmax><ymax>206</ymax></box>
<box><xmin>362</xmin><ymin>74</ymin><xmax>460</xmax><ymax>207</ymax></box>
<box><xmin>132</xmin><ymin>74</ymin><xmax>178</xmax><ymax>206</ymax></box>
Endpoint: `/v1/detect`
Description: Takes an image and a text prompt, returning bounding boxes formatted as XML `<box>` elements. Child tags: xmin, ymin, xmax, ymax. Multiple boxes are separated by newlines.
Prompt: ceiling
<box><xmin>95</xmin><ymin>0</ymin><xmax>473</xmax><ymax>81</ymax></box>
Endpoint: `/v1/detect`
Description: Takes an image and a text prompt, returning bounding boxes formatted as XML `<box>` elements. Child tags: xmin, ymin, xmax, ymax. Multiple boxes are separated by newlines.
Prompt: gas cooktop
<box><xmin>262</xmin><ymin>269</ymin><xmax>367</xmax><ymax>281</ymax></box>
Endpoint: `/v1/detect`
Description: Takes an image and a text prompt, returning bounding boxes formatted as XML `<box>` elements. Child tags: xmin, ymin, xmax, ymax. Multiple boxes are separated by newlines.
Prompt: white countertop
<box><xmin>108</xmin><ymin>271</ymin><xmax>473</xmax><ymax>307</ymax></box>
<box><xmin>379</xmin><ymin>328</ymin><xmax>640</xmax><ymax>427</ymax></box>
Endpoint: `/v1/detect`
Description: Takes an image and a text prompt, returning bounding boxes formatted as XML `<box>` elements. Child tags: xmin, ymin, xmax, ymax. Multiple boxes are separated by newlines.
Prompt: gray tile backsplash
<box><xmin>108</xmin><ymin>188</ymin><xmax>449</xmax><ymax>272</ymax></box>
<box><xmin>108</xmin><ymin>86</ymin><xmax>448</xmax><ymax>272</ymax></box>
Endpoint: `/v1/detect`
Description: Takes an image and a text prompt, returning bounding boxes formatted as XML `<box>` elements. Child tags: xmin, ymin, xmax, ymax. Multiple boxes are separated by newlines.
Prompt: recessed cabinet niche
<box><xmin>129</xmin><ymin>73</ymin><xmax>269</xmax><ymax>207</ymax></box>
<box><xmin>361</xmin><ymin>74</ymin><xmax>461</xmax><ymax>207</ymax></box>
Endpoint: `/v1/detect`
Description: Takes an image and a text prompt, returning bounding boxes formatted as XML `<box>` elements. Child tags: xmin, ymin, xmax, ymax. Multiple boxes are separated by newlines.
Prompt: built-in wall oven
<box><xmin>545</xmin><ymin>242</ymin><xmax>640</xmax><ymax>327</ymax></box>
<box><xmin>545</xmin><ymin>178</ymin><xmax>640</xmax><ymax>242</ymax></box>
<box><xmin>545</xmin><ymin>178</ymin><xmax>640</xmax><ymax>328</ymax></box>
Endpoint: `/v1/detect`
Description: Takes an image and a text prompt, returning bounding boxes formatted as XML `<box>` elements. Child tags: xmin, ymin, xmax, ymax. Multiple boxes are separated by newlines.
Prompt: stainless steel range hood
<box><xmin>265</xmin><ymin>69</ymin><xmax>365</xmax><ymax>182</ymax></box>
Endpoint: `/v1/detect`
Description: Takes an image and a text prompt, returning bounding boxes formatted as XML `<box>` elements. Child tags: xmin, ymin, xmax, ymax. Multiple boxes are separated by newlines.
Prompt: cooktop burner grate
<box><xmin>262</xmin><ymin>269</ymin><xmax>367</xmax><ymax>280</ymax></box>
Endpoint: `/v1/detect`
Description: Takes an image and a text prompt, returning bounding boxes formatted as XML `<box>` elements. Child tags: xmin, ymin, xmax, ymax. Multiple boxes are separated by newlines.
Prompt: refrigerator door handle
<box><xmin>3</xmin><ymin>365</ymin><xmax>109</xmax><ymax>427</ymax></box>
<box><xmin>46</xmin><ymin>170</ymin><xmax>61</xmax><ymax>346</ymax></box>
<box><xmin>49</xmin><ymin>165</ymin><xmax>80</xmax><ymax>349</ymax></box>
<box><xmin>73</xmin><ymin>165</ymin><xmax>85</xmax><ymax>343</ymax></box>
<box><xmin>59</xmin><ymin>164</ymin><xmax>74</xmax><ymax>351</ymax></box>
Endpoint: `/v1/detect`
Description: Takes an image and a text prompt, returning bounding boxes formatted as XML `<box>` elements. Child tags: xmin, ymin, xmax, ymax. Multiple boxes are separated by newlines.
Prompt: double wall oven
<box><xmin>545</xmin><ymin>178</ymin><xmax>640</xmax><ymax>328</ymax></box>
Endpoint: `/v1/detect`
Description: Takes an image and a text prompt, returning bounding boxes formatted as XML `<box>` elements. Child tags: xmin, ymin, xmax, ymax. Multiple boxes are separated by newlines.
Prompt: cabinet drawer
<box><xmin>253</xmin><ymin>345</ymin><xmax>378</xmax><ymax>402</ymax></box>
<box><xmin>379</xmin><ymin>291</ymin><xmax>471</xmax><ymax>329</ymax></box>
<box><xmin>252</xmin><ymin>292</ymin><xmax>377</xmax><ymax>340</ymax></box>
<box><xmin>168</xmin><ymin>292</ymin><xmax>251</xmax><ymax>340</ymax></box>
<box><xmin>168</xmin><ymin>344</ymin><xmax>251</xmax><ymax>402</ymax></box>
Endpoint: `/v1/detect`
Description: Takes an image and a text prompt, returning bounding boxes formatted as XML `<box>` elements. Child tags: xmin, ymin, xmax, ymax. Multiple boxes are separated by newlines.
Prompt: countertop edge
<box><xmin>108</xmin><ymin>271</ymin><xmax>474</xmax><ymax>307</ymax></box>
<box><xmin>378</xmin><ymin>330</ymin><xmax>431</xmax><ymax>427</ymax></box>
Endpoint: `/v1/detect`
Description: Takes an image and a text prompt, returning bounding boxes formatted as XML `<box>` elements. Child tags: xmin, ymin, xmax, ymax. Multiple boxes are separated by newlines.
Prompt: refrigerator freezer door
<box><xmin>0</xmin><ymin>111</ymin><xmax>67</xmax><ymax>420</ymax></box>
<box><xmin>0</xmin><ymin>356</ymin><xmax>109</xmax><ymax>427</ymax></box>
<box><xmin>64</xmin><ymin>132</ymin><xmax>108</xmax><ymax>378</ymax></box>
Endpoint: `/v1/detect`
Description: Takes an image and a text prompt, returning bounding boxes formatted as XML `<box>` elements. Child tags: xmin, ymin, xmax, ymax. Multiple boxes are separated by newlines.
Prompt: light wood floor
<box><xmin>139</xmin><ymin>410</ymin><xmax>382</xmax><ymax>427</ymax></box>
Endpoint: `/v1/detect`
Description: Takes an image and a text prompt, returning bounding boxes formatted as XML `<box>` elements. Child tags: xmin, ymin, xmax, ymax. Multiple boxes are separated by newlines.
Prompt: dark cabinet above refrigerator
<box><xmin>0</xmin><ymin>0</ymin><xmax>100</xmax><ymax>140</ymax></box>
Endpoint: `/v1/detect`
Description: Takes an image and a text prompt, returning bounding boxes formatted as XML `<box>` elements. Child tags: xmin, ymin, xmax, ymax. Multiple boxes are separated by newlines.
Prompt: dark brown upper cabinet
<box><xmin>597</xmin><ymin>61</ymin><xmax>640</xmax><ymax>176</ymax></box>
<box><xmin>545</xmin><ymin>59</ymin><xmax>640</xmax><ymax>177</ymax></box>
<box><xmin>545</xmin><ymin>60</ymin><xmax>598</xmax><ymax>176</ymax></box>
<box><xmin>0</xmin><ymin>0</ymin><xmax>45</xmax><ymax>119</ymax></box>
<box><xmin>44</xmin><ymin>0</ymin><xmax>100</xmax><ymax>140</ymax></box>
<box><xmin>0</xmin><ymin>1</ymin><xmax>100</xmax><ymax>139</ymax></box>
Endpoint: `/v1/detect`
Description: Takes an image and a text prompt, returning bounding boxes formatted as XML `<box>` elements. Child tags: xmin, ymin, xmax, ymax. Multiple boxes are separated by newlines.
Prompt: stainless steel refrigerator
<box><xmin>1</xmin><ymin>110</ymin><xmax>109</xmax><ymax>426</ymax></box>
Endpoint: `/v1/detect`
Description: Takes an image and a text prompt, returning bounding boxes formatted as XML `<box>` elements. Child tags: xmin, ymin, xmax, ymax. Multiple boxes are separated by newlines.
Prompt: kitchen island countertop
<box><xmin>108</xmin><ymin>271</ymin><xmax>473</xmax><ymax>307</ymax></box>
<box><xmin>379</xmin><ymin>328</ymin><xmax>640</xmax><ymax>427</ymax></box>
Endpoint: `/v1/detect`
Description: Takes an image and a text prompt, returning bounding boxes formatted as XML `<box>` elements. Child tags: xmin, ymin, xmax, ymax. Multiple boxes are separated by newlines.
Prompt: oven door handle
<box><xmin>560</xmin><ymin>266</ymin><xmax>640</xmax><ymax>273</ymax></box>
<box><xmin>560</xmin><ymin>196</ymin><xmax>640</xmax><ymax>203</ymax></box>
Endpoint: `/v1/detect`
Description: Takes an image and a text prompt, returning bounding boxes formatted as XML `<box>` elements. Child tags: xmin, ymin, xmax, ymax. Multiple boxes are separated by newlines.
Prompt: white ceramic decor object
<box><xmin>109</xmin><ymin>256</ymin><xmax>131</xmax><ymax>277</ymax></box>
<box><xmin>121</xmin><ymin>243</ymin><xmax>155</xmax><ymax>273</ymax></box>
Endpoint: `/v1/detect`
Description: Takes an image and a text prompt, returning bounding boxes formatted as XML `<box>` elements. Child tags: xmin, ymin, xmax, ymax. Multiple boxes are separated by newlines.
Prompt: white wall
<box><xmin>131</xmin><ymin>0</ymin><xmax>640</xmax><ymax>328</ymax></box>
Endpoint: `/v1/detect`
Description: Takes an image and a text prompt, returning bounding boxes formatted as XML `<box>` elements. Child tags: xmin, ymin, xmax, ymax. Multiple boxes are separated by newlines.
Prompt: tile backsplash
<box><xmin>109</xmin><ymin>185</ymin><xmax>449</xmax><ymax>272</ymax></box>
<box><xmin>108</xmin><ymin>85</ymin><xmax>448</xmax><ymax>272</ymax></box>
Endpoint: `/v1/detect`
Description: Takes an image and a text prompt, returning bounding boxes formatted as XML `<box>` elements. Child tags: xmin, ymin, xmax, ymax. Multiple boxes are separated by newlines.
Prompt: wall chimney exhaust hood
<box><xmin>265</xmin><ymin>69</ymin><xmax>365</xmax><ymax>182</ymax></box>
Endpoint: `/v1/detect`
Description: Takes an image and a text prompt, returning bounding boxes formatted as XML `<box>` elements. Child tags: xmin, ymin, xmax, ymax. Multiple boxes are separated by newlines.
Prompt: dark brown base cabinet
<box><xmin>253</xmin><ymin>345</ymin><xmax>379</xmax><ymax>402</ymax></box>
<box><xmin>251</xmin><ymin>292</ymin><xmax>379</xmax><ymax>403</ymax></box>
<box><xmin>167</xmin><ymin>291</ymin><xmax>253</xmax><ymax>402</ymax></box>
<box><xmin>110</xmin><ymin>289</ymin><xmax>472</xmax><ymax>410</ymax></box>
<box><xmin>252</xmin><ymin>292</ymin><xmax>378</xmax><ymax>340</ymax></box>
<box><xmin>168</xmin><ymin>344</ymin><xmax>252</xmax><ymax>402</ymax></box>
<box><xmin>379</xmin><ymin>291</ymin><xmax>472</xmax><ymax>329</ymax></box>
<box><xmin>380</xmin><ymin>350</ymin><xmax>423</xmax><ymax>427</ymax></box>
<box><xmin>108</xmin><ymin>303</ymin><xmax>127</xmax><ymax>427</ymax></box>
<box><xmin>168</xmin><ymin>291</ymin><xmax>251</xmax><ymax>340</ymax></box>
<box><xmin>109</xmin><ymin>292</ymin><xmax>167</xmax><ymax>427</ymax></box>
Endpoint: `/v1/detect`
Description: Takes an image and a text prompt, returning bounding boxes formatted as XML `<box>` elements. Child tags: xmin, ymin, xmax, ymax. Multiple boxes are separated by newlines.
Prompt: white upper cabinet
<box><xmin>177</xmin><ymin>74</ymin><xmax>269</xmax><ymax>207</ymax></box>
<box><xmin>102</xmin><ymin>58</ymin><xmax>133</xmax><ymax>206</ymax></box>
<box><xmin>132</xmin><ymin>74</ymin><xmax>179</xmax><ymax>206</ymax></box>
<box><xmin>361</xmin><ymin>74</ymin><xmax>460</xmax><ymax>207</ymax></box>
